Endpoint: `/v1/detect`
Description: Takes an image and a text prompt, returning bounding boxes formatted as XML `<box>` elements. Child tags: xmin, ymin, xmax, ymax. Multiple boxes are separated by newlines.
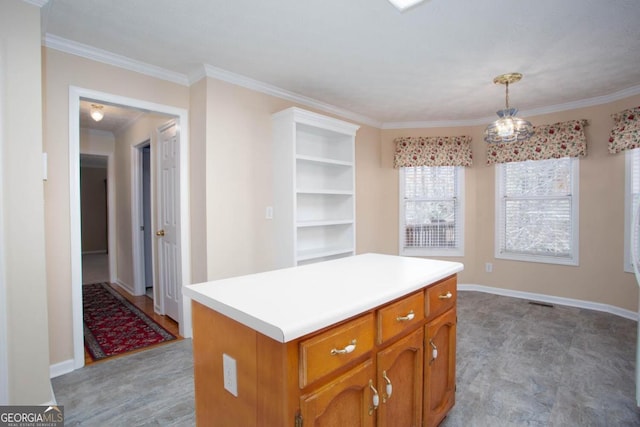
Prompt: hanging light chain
<box><xmin>504</xmin><ymin>81</ymin><xmax>510</xmax><ymax>110</ymax></box>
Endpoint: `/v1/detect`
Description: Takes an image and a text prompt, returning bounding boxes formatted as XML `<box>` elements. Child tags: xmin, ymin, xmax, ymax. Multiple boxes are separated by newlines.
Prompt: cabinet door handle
<box><xmin>368</xmin><ymin>380</ymin><xmax>379</xmax><ymax>415</ymax></box>
<box><xmin>438</xmin><ymin>291</ymin><xmax>453</xmax><ymax>299</ymax></box>
<box><xmin>396</xmin><ymin>310</ymin><xmax>415</xmax><ymax>322</ymax></box>
<box><xmin>330</xmin><ymin>339</ymin><xmax>356</xmax><ymax>356</ymax></box>
<box><xmin>429</xmin><ymin>339</ymin><xmax>438</xmax><ymax>363</ymax></box>
<box><xmin>382</xmin><ymin>370</ymin><xmax>393</xmax><ymax>402</ymax></box>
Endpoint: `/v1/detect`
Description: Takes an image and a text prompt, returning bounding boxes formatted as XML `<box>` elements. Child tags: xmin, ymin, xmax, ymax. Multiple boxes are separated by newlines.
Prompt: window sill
<box><xmin>495</xmin><ymin>251</ymin><xmax>579</xmax><ymax>266</ymax></box>
<box><xmin>400</xmin><ymin>247</ymin><xmax>464</xmax><ymax>258</ymax></box>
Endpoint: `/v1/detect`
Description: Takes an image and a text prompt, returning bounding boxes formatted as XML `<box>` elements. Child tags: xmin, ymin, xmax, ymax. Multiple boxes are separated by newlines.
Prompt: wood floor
<box><xmin>84</xmin><ymin>283</ymin><xmax>181</xmax><ymax>365</ymax></box>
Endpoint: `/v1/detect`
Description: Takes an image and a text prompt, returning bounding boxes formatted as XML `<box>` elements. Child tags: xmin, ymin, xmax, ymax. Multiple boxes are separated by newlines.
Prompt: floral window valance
<box><xmin>394</xmin><ymin>136</ymin><xmax>472</xmax><ymax>168</ymax></box>
<box><xmin>608</xmin><ymin>106</ymin><xmax>640</xmax><ymax>154</ymax></box>
<box><xmin>486</xmin><ymin>119</ymin><xmax>588</xmax><ymax>165</ymax></box>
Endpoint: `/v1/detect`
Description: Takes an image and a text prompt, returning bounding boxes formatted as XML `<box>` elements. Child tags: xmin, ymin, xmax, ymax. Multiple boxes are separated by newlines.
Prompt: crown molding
<box><xmin>198</xmin><ymin>64</ymin><xmax>382</xmax><ymax>128</ymax></box>
<box><xmin>382</xmin><ymin>84</ymin><xmax>640</xmax><ymax>129</ymax></box>
<box><xmin>43</xmin><ymin>34</ymin><xmax>190</xmax><ymax>86</ymax></box>
<box><xmin>518</xmin><ymin>84</ymin><xmax>640</xmax><ymax>119</ymax></box>
<box><xmin>43</xmin><ymin>34</ymin><xmax>380</xmax><ymax>127</ymax></box>
<box><xmin>23</xmin><ymin>0</ymin><xmax>49</xmax><ymax>7</ymax></box>
<box><xmin>43</xmin><ymin>35</ymin><xmax>640</xmax><ymax>131</ymax></box>
<box><xmin>381</xmin><ymin>117</ymin><xmax>489</xmax><ymax>129</ymax></box>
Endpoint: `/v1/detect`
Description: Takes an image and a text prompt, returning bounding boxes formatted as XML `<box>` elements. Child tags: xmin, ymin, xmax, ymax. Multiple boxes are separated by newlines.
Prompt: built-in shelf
<box><xmin>272</xmin><ymin>107</ymin><xmax>360</xmax><ymax>268</ymax></box>
<box><xmin>296</xmin><ymin>247</ymin><xmax>356</xmax><ymax>262</ymax></box>
<box><xmin>297</xmin><ymin>219</ymin><xmax>354</xmax><ymax>228</ymax></box>
<box><xmin>296</xmin><ymin>189</ymin><xmax>354</xmax><ymax>195</ymax></box>
<box><xmin>296</xmin><ymin>155</ymin><xmax>354</xmax><ymax>167</ymax></box>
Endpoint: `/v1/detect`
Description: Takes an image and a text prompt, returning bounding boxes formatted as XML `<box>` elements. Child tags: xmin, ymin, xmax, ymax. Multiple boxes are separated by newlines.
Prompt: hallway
<box><xmin>82</xmin><ymin>253</ymin><xmax>180</xmax><ymax>365</ymax></box>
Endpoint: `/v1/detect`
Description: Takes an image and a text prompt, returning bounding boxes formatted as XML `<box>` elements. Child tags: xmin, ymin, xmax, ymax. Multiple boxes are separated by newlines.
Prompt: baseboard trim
<box><xmin>458</xmin><ymin>283</ymin><xmax>638</xmax><ymax>321</ymax></box>
<box><xmin>115</xmin><ymin>279</ymin><xmax>136</xmax><ymax>295</ymax></box>
<box><xmin>43</xmin><ymin>382</ymin><xmax>57</xmax><ymax>406</ymax></box>
<box><xmin>49</xmin><ymin>359</ymin><xmax>75</xmax><ymax>379</ymax></box>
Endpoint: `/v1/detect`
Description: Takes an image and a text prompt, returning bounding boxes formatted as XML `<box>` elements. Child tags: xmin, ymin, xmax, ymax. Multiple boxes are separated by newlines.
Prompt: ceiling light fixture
<box><xmin>387</xmin><ymin>0</ymin><xmax>426</xmax><ymax>12</ymax></box>
<box><xmin>484</xmin><ymin>73</ymin><xmax>533</xmax><ymax>144</ymax></box>
<box><xmin>90</xmin><ymin>104</ymin><xmax>104</xmax><ymax>122</ymax></box>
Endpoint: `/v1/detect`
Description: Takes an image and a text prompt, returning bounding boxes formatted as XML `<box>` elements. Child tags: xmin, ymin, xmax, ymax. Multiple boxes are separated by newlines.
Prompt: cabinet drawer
<box><xmin>299</xmin><ymin>313</ymin><xmax>374</xmax><ymax>388</ymax></box>
<box><xmin>425</xmin><ymin>276</ymin><xmax>456</xmax><ymax>321</ymax></box>
<box><xmin>377</xmin><ymin>291</ymin><xmax>424</xmax><ymax>344</ymax></box>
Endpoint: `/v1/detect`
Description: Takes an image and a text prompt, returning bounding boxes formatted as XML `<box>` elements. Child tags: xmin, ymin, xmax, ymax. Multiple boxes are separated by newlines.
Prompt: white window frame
<box><xmin>399</xmin><ymin>166</ymin><xmax>465</xmax><ymax>257</ymax></box>
<box><xmin>624</xmin><ymin>148</ymin><xmax>640</xmax><ymax>273</ymax></box>
<box><xmin>495</xmin><ymin>157</ymin><xmax>580</xmax><ymax>266</ymax></box>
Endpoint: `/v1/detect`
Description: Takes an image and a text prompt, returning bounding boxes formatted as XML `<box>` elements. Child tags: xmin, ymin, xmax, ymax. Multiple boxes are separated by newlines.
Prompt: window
<box><xmin>496</xmin><ymin>157</ymin><xmax>579</xmax><ymax>265</ymax></box>
<box><xmin>624</xmin><ymin>148</ymin><xmax>640</xmax><ymax>273</ymax></box>
<box><xmin>399</xmin><ymin>166</ymin><xmax>464</xmax><ymax>256</ymax></box>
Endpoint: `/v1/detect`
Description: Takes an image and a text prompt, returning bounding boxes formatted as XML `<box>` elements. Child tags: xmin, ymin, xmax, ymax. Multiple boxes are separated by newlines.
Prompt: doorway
<box><xmin>80</xmin><ymin>154</ymin><xmax>110</xmax><ymax>285</ymax></box>
<box><xmin>134</xmin><ymin>142</ymin><xmax>154</xmax><ymax>302</ymax></box>
<box><xmin>69</xmin><ymin>87</ymin><xmax>192</xmax><ymax>370</ymax></box>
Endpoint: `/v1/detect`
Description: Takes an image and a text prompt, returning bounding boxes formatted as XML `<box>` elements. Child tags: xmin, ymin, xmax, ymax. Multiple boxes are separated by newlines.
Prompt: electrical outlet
<box><xmin>485</xmin><ymin>262</ymin><xmax>493</xmax><ymax>273</ymax></box>
<box><xmin>265</xmin><ymin>206</ymin><xmax>273</xmax><ymax>219</ymax></box>
<box><xmin>223</xmin><ymin>353</ymin><xmax>238</xmax><ymax>397</ymax></box>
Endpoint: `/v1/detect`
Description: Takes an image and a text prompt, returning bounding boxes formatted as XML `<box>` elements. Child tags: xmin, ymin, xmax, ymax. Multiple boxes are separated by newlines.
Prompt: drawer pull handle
<box><xmin>330</xmin><ymin>339</ymin><xmax>356</xmax><ymax>356</ymax></box>
<box><xmin>382</xmin><ymin>370</ymin><xmax>393</xmax><ymax>402</ymax></box>
<box><xmin>396</xmin><ymin>310</ymin><xmax>415</xmax><ymax>322</ymax></box>
<box><xmin>368</xmin><ymin>380</ymin><xmax>379</xmax><ymax>415</ymax></box>
<box><xmin>439</xmin><ymin>291</ymin><xmax>453</xmax><ymax>300</ymax></box>
<box><xmin>429</xmin><ymin>339</ymin><xmax>438</xmax><ymax>363</ymax></box>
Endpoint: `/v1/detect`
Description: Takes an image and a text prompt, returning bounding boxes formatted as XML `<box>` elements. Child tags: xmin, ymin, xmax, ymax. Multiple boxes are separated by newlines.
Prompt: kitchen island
<box><xmin>184</xmin><ymin>253</ymin><xmax>463</xmax><ymax>426</ymax></box>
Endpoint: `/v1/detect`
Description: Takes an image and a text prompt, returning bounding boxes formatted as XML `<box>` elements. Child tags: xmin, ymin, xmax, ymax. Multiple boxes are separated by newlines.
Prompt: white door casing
<box><xmin>157</xmin><ymin>120</ymin><xmax>181</xmax><ymax>322</ymax></box>
<box><xmin>132</xmin><ymin>141</ymin><xmax>153</xmax><ymax>298</ymax></box>
<box><xmin>69</xmin><ymin>86</ymin><xmax>192</xmax><ymax>371</ymax></box>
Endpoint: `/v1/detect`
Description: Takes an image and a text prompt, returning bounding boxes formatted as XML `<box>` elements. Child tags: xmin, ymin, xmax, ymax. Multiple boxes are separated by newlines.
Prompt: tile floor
<box><xmin>52</xmin><ymin>291</ymin><xmax>640</xmax><ymax>426</ymax></box>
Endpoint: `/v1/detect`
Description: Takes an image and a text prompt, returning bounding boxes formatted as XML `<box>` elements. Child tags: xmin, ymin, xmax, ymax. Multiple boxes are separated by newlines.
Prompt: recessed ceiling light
<box><xmin>387</xmin><ymin>0</ymin><xmax>426</xmax><ymax>11</ymax></box>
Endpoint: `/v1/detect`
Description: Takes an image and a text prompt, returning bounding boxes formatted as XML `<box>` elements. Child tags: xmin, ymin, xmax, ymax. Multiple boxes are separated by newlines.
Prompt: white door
<box><xmin>157</xmin><ymin>120</ymin><xmax>181</xmax><ymax>321</ymax></box>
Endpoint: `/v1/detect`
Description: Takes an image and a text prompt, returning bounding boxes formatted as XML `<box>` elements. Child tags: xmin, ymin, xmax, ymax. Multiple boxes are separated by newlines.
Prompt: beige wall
<box><xmin>43</xmin><ymin>48</ymin><xmax>190</xmax><ymax>365</ymax></box>
<box><xmin>201</xmin><ymin>77</ymin><xmax>382</xmax><ymax>281</ymax></box>
<box><xmin>80</xmin><ymin>166</ymin><xmax>108</xmax><ymax>252</ymax></box>
<box><xmin>204</xmin><ymin>77</ymin><xmax>286</xmax><ymax>279</ymax></box>
<box><xmin>1</xmin><ymin>0</ymin><xmax>51</xmax><ymax>404</ymax></box>
<box><xmin>41</xmin><ymin>31</ymin><xmax>640</xmax><ymax>369</ymax></box>
<box><xmin>189</xmin><ymin>78</ymin><xmax>208</xmax><ymax>283</ymax></box>
<box><xmin>382</xmin><ymin>94</ymin><xmax>640</xmax><ymax>312</ymax></box>
<box><xmin>80</xmin><ymin>128</ymin><xmax>116</xmax><ymax>155</ymax></box>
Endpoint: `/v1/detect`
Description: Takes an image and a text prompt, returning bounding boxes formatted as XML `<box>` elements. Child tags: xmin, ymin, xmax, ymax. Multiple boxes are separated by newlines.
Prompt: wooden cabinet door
<box><xmin>424</xmin><ymin>309</ymin><xmax>456</xmax><ymax>427</ymax></box>
<box><xmin>300</xmin><ymin>359</ymin><xmax>376</xmax><ymax>427</ymax></box>
<box><xmin>377</xmin><ymin>328</ymin><xmax>424</xmax><ymax>427</ymax></box>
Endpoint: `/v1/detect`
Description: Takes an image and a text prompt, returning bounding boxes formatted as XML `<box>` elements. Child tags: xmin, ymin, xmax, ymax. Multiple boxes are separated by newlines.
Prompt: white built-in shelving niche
<box><xmin>272</xmin><ymin>107</ymin><xmax>360</xmax><ymax>268</ymax></box>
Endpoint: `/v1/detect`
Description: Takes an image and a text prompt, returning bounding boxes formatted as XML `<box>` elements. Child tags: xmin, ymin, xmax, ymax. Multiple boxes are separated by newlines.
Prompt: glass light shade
<box><xmin>90</xmin><ymin>105</ymin><xmax>104</xmax><ymax>122</ymax></box>
<box><xmin>484</xmin><ymin>108</ymin><xmax>533</xmax><ymax>143</ymax></box>
<box><xmin>387</xmin><ymin>0</ymin><xmax>425</xmax><ymax>11</ymax></box>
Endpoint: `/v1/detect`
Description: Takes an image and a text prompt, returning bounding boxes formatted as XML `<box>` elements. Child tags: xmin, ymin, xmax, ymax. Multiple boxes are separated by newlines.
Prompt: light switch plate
<box><xmin>222</xmin><ymin>353</ymin><xmax>238</xmax><ymax>397</ymax></box>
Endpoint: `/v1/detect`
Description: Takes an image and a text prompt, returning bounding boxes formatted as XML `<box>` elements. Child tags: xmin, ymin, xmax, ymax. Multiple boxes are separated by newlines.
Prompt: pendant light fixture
<box><xmin>90</xmin><ymin>104</ymin><xmax>104</xmax><ymax>122</ymax></box>
<box><xmin>484</xmin><ymin>73</ymin><xmax>533</xmax><ymax>143</ymax></box>
<box><xmin>387</xmin><ymin>0</ymin><xmax>426</xmax><ymax>12</ymax></box>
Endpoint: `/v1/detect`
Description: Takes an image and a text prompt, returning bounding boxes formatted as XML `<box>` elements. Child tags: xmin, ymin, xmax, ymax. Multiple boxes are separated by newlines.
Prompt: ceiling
<box><xmin>79</xmin><ymin>100</ymin><xmax>145</xmax><ymax>133</ymax></box>
<box><xmin>43</xmin><ymin>0</ymin><xmax>640</xmax><ymax>127</ymax></box>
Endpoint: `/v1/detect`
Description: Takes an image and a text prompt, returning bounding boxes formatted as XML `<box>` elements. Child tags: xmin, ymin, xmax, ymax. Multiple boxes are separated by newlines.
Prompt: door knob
<box><xmin>156</xmin><ymin>229</ymin><xmax>165</xmax><ymax>237</ymax></box>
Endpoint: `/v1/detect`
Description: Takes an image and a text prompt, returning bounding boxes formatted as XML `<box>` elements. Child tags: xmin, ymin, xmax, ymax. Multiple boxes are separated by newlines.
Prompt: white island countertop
<box><xmin>183</xmin><ymin>253</ymin><xmax>463</xmax><ymax>343</ymax></box>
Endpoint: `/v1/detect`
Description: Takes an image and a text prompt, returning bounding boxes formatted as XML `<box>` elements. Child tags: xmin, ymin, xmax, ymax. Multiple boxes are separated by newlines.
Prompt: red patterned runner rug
<box><xmin>83</xmin><ymin>282</ymin><xmax>176</xmax><ymax>361</ymax></box>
